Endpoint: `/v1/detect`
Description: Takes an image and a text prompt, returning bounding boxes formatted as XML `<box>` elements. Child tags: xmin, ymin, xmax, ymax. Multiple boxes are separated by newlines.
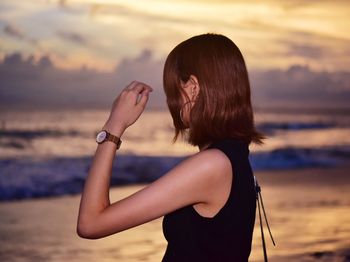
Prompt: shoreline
<box><xmin>0</xmin><ymin>164</ymin><xmax>350</xmax><ymax>261</ymax></box>
<box><xmin>1</xmin><ymin>161</ymin><xmax>349</xmax><ymax>204</ymax></box>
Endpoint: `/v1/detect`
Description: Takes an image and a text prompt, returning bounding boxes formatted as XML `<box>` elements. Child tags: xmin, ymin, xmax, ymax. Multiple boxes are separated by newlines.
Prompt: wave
<box><xmin>0</xmin><ymin>128</ymin><xmax>82</xmax><ymax>140</ymax></box>
<box><xmin>250</xmin><ymin>146</ymin><xmax>350</xmax><ymax>170</ymax></box>
<box><xmin>1</xmin><ymin>119</ymin><xmax>346</xmax><ymax>142</ymax></box>
<box><xmin>0</xmin><ymin>155</ymin><xmax>186</xmax><ymax>201</ymax></box>
<box><xmin>256</xmin><ymin>121</ymin><xmax>340</xmax><ymax>134</ymax></box>
<box><xmin>1</xmin><ymin>146</ymin><xmax>349</xmax><ymax>201</ymax></box>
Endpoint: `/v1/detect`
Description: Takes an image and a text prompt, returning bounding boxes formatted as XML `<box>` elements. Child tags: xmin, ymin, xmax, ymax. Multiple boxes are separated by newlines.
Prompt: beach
<box><xmin>1</xmin><ymin>163</ymin><xmax>349</xmax><ymax>262</ymax></box>
<box><xmin>1</xmin><ymin>0</ymin><xmax>350</xmax><ymax>260</ymax></box>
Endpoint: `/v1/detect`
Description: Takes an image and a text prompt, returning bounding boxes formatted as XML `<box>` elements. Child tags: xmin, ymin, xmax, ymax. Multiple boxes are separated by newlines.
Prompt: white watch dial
<box><xmin>96</xmin><ymin>130</ymin><xmax>107</xmax><ymax>143</ymax></box>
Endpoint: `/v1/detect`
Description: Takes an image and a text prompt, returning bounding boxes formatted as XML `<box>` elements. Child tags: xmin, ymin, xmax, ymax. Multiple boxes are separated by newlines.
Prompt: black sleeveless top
<box><xmin>162</xmin><ymin>137</ymin><xmax>256</xmax><ymax>262</ymax></box>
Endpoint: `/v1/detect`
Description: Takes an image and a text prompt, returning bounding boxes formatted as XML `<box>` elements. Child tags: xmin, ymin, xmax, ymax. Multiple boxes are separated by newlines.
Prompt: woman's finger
<box><xmin>130</xmin><ymin>82</ymin><xmax>153</xmax><ymax>94</ymax></box>
<box><xmin>137</xmin><ymin>90</ymin><xmax>151</xmax><ymax>109</ymax></box>
<box><xmin>125</xmin><ymin>81</ymin><xmax>139</xmax><ymax>90</ymax></box>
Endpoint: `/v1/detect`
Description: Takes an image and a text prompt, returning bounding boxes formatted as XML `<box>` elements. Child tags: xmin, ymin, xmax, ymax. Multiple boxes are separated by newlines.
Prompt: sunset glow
<box><xmin>1</xmin><ymin>0</ymin><xmax>349</xmax><ymax>72</ymax></box>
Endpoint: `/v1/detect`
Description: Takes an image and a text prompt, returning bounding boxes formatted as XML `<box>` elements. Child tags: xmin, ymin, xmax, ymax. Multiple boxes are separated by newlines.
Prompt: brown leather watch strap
<box><xmin>105</xmin><ymin>131</ymin><xmax>122</xmax><ymax>149</ymax></box>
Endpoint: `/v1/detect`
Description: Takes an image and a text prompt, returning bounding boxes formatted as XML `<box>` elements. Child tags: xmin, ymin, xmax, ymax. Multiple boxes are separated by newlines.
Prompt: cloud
<box><xmin>250</xmin><ymin>65</ymin><xmax>350</xmax><ymax>108</ymax></box>
<box><xmin>0</xmin><ymin>51</ymin><xmax>349</xmax><ymax>111</ymax></box>
<box><xmin>3</xmin><ymin>23</ymin><xmax>24</xmax><ymax>38</ymax></box>
<box><xmin>284</xmin><ymin>42</ymin><xmax>324</xmax><ymax>59</ymax></box>
<box><xmin>86</xmin><ymin>2</ymin><xmax>195</xmax><ymax>26</ymax></box>
<box><xmin>56</xmin><ymin>30</ymin><xmax>90</xmax><ymax>46</ymax></box>
<box><xmin>2</xmin><ymin>0</ymin><xmax>349</xmax><ymax>73</ymax></box>
<box><xmin>2</xmin><ymin>22</ymin><xmax>38</xmax><ymax>45</ymax></box>
<box><xmin>0</xmin><ymin>51</ymin><xmax>166</xmax><ymax>111</ymax></box>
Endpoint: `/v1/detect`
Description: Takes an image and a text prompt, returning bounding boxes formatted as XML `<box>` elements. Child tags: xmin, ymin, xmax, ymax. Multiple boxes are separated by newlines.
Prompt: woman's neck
<box><xmin>199</xmin><ymin>142</ymin><xmax>211</xmax><ymax>152</ymax></box>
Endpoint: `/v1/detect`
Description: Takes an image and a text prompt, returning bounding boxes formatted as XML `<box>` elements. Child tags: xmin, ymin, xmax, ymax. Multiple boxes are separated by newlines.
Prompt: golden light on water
<box><xmin>1</xmin><ymin>169</ymin><xmax>349</xmax><ymax>261</ymax></box>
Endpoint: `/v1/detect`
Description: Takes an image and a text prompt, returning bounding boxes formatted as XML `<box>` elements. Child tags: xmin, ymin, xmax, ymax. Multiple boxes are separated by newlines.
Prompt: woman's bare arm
<box><xmin>76</xmin><ymin>81</ymin><xmax>231</xmax><ymax>239</ymax></box>
<box><xmin>77</xmin><ymin>145</ymin><xmax>230</xmax><ymax>239</ymax></box>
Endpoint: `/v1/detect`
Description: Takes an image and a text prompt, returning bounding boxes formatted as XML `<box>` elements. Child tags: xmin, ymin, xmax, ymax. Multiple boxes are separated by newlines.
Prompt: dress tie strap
<box><xmin>254</xmin><ymin>176</ymin><xmax>276</xmax><ymax>262</ymax></box>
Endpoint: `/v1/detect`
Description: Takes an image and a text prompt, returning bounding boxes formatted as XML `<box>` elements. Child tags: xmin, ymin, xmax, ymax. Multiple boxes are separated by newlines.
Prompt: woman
<box><xmin>77</xmin><ymin>33</ymin><xmax>265</xmax><ymax>261</ymax></box>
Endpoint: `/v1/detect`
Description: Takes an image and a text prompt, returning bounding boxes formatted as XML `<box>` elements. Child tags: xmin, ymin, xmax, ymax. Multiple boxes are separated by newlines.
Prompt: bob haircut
<box><xmin>163</xmin><ymin>33</ymin><xmax>265</xmax><ymax>147</ymax></box>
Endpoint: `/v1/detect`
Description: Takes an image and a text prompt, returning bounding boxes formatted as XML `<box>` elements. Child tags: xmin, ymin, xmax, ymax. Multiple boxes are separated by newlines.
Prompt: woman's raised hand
<box><xmin>102</xmin><ymin>81</ymin><xmax>153</xmax><ymax>136</ymax></box>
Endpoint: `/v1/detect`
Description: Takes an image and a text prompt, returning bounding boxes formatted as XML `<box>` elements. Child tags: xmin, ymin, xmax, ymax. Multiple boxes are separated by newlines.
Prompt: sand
<box><xmin>1</xmin><ymin>164</ymin><xmax>350</xmax><ymax>262</ymax></box>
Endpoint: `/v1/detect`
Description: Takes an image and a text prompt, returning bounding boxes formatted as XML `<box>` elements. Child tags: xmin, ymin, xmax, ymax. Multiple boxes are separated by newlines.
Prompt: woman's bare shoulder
<box><xmin>192</xmin><ymin>148</ymin><xmax>232</xmax><ymax>179</ymax></box>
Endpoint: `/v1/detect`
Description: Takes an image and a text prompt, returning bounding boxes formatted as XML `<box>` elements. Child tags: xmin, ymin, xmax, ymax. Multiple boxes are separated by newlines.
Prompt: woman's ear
<box><xmin>188</xmin><ymin>75</ymin><xmax>200</xmax><ymax>99</ymax></box>
<box><xmin>181</xmin><ymin>75</ymin><xmax>200</xmax><ymax>101</ymax></box>
<box><xmin>189</xmin><ymin>75</ymin><xmax>199</xmax><ymax>87</ymax></box>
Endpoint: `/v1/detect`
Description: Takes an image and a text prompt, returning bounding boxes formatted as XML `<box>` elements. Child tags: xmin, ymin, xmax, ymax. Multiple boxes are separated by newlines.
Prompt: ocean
<box><xmin>0</xmin><ymin>108</ymin><xmax>349</xmax><ymax>201</ymax></box>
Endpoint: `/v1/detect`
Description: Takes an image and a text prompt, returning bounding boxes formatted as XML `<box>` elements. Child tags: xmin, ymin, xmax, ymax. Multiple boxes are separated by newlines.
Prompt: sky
<box><xmin>0</xmin><ymin>0</ymin><xmax>350</xmax><ymax>111</ymax></box>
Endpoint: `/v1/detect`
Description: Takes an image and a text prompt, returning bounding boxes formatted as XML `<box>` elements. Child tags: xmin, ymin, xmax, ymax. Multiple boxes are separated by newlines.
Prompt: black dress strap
<box><xmin>254</xmin><ymin>176</ymin><xmax>276</xmax><ymax>262</ymax></box>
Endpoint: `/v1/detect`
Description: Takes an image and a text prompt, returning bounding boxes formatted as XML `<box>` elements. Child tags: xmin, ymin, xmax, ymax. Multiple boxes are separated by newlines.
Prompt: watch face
<box><xmin>96</xmin><ymin>130</ymin><xmax>107</xmax><ymax>143</ymax></box>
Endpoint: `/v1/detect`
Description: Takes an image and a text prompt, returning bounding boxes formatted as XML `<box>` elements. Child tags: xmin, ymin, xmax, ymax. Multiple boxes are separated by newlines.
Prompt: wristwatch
<box><xmin>95</xmin><ymin>129</ymin><xmax>122</xmax><ymax>149</ymax></box>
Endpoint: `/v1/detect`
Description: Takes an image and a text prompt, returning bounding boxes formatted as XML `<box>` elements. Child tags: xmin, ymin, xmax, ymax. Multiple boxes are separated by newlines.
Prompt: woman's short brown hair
<box><xmin>163</xmin><ymin>33</ymin><xmax>265</xmax><ymax>147</ymax></box>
